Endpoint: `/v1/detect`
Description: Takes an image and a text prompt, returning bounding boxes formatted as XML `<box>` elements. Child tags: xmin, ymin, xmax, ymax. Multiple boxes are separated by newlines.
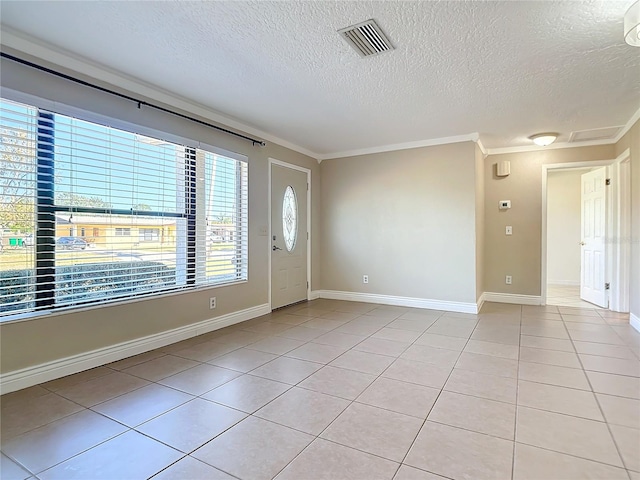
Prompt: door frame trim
<box><xmin>610</xmin><ymin>149</ymin><xmax>631</xmax><ymax>312</ymax></box>
<box><xmin>268</xmin><ymin>158</ymin><xmax>312</xmax><ymax>310</ymax></box>
<box><xmin>541</xmin><ymin>160</ymin><xmax>613</xmax><ymax>307</ymax></box>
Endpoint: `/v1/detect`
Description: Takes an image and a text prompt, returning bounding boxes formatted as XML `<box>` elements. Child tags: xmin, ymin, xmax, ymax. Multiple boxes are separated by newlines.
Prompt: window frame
<box><xmin>0</xmin><ymin>90</ymin><xmax>249</xmax><ymax>322</ymax></box>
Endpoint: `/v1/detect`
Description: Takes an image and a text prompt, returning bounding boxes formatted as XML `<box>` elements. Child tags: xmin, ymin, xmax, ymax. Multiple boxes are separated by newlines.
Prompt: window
<box><xmin>282</xmin><ymin>186</ymin><xmax>297</xmax><ymax>252</ymax></box>
<box><xmin>0</xmin><ymin>98</ymin><xmax>248</xmax><ymax>317</ymax></box>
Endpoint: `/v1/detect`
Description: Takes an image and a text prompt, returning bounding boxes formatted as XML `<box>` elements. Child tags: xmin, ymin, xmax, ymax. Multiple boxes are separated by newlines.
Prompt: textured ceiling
<box><xmin>1</xmin><ymin>1</ymin><xmax>639</xmax><ymax>157</ymax></box>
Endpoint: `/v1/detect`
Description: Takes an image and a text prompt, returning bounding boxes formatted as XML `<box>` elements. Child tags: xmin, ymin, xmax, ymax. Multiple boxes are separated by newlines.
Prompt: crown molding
<box><xmin>0</xmin><ymin>28</ymin><xmax>320</xmax><ymax>160</ymax></box>
<box><xmin>614</xmin><ymin>104</ymin><xmax>640</xmax><ymax>143</ymax></box>
<box><xmin>486</xmin><ymin>137</ymin><xmax>620</xmax><ymax>156</ymax></box>
<box><xmin>318</xmin><ymin>133</ymin><xmax>478</xmax><ymax>161</ymax></box>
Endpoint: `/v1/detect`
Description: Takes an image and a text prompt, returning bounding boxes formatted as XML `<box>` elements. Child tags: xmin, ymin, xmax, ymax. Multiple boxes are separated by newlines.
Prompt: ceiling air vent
<box><xmin>338</xmin><ymin>19</ymin><xmax>394</xmax><ymax>58</ymax></box>
<box><xmin>569</xmin><ymin>126</ymin><xmax>623</xmax><ymax>143</ymax></box>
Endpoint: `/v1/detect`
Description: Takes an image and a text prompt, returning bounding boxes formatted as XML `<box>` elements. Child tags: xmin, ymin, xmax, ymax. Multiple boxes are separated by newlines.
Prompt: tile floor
<box><xmin>1</xmin><ymin>300</ymin><xmax>639</xmax><ymax>480</ymax></box>
<box><xmin>547</xmin><ymin>284</ymin><xmax>605</xmax><ymax>309</ymax></box>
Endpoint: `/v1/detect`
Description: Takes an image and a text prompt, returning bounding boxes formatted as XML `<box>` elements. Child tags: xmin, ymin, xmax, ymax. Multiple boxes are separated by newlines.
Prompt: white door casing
<box><xmin>271</xmin><ymin>163</ymin><xmax>308</xmax><ymax>309</ymax></box>
<box><xmin>580</xmin><ymin>167</ymin><xmax>607</xmax><ymax>308</ymax></box>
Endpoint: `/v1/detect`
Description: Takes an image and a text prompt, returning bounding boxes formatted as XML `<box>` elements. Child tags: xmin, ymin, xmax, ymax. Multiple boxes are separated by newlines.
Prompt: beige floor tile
<box><xmin>335</xmin><ymin>320</ymin><xmax>384</xmax><ymax>336</ymax></box>
<box><xmin>0</xmin><ymin>453</ymin><xmax>30</xmax><ymax>480</ymax></box>
<box><xmin>573</xmin><ymin>341</ymin><xmax>638</xmax><ymax>360</ymax></box>
<box><xmin>122</xmin><ymin>355</ymin><xmax>199</xmax><ymax>381</ymax></box>
<box><xmin>246</xmin><ymin>336</ymin><xmax>306</xmax><ymax>355</ymax></box>
<box><xmin>372</xmin><ymin>327</ymin><xmax>422</xmax><ymax>344</ymax></box>
<box><xmin>153</xmin><ymin>456</ymin><xmax>235</xmax><ymax>480</ymax></box>
<box><xmin>513</xmin><ymin>443</ymin><xmax>629</xmax><ymax>480</ymax></box>
<box><xmin>516</xmin><ymin>406</ymin><xmax>623</xmax><ymax>467</ymax></box>
<box><xmin>242</xmin><ymin>321</ymin><xmax>294</xmax><ymax>335</ymax></box>
<box><xmin>321</xmin><ymin>403</ymin><xmax>423</xmax><ymax>462</ymax></box>
<box><xmin>311</xmin><ymin>331</ymin><xmax>365</xmax><ymax>349</ymax></box>
<box><xmin>399</xmin><ymin>310</ymin><xmax>442</xmax><ymax>321</ymax></box>
<box><xmin>206</xmin><ymin>348</ymin><xmax>277</xmax><ymax>372</ymax></box>
<box><xmin>353</xmin><ymin>337</ymin><xmax>411</xmax><ymax>357</ymax></box>
<box><xmin>329</xmin><ymin>350</ymin><xmax>395</xmax><ymax>376</ymax></box>
<box><xmin>255</xmin><ymin>387</ymin><xmax>349</xmax><ymax>435</ymax></box>
<box><xmin>386</xmin><ymin>318</ymin><xmax>436</xmax><ymax>333</ymax></box>
<box><xmin>0</xmin><ymin>385</ymin><xmax>50</xmax><ymax>411</ymax></box>
<box><xmin>414</xmin><ymin>333</ymin><xmax>467</xmax><ymax>351</ymax></box>
<box><xmin>400</xmin><ymin>344</ymin><xmax>460</xmax><ymax>368</ymax></box>
<box><xmin>170</xmin><ymin>340</ymin><xmax>240</xmax><ymax>362</ymax></box>
<box><xmin>357</xmin><ymin>377</ymin><xmax>439</xmax><ymax>418</ymax></box>
<box><xmin>212</xmin><ymin>330</ymin><xmax>268</xmax><ymax>348</ymax></box>
<box><xmin>630</xmin><ymin>470</ymin><xmax>640</xmax><ymax>480</ymax></box>
<box><xmin>405</xmin><ymin>421</ymin><xmax>513</xmax><ymax>480</ymax></box>
<box><xmin>285</xmin><ymin>342</ymin><xmax>348</xmax><ymax>364</ymax></box>
<box><xmin>520</xmin><ymin>335</ymin><xmax>575</xmax><ymax>352</ymax></box>
<box><xmin>562</xmin><ymin>314</ymin><xmax>607</xmax><ymax>325</ymax></box>
<box><xmin>0</xmin><ymin>392</ymin><xmax>84</xmax><ymax>440</ymax></box>
<box><xmin>249</xmin><ymin>356</ymin><xmax>323</xmax><ymax>384</ymax></box>
<box><xmin>580</xmin><ymin>354</ymin><xmax>640</xmax><ymax>377</ymax></box>
<box><xmin>520</xmin><ymin>323</ymin><xmax>569</xmax><ymax>339</ymax></box>
<box><xmin>464</xmin><ymin>339</ymin><xmax>519</xmax><ymax>359</ymax></box>
<box><xmin>558</xmin><ymin>307</ymin><xmax>602</xmax><ymax>316</ymax></box>
<box><xmin>271</xmin><ymin>313</ymin><xmax>315</xmax><ymax>326</ymax></box>
<box><xmin>158</xmin><ymin>364</ymin><xmax>241</xmax><ymax>395</ymax></box>
<box><xmin>320</xmin><ymin>311</ymin><xmax>361</xmax><ymax>322</ymax></box>
<box><xmin>137</xmin><ymin>398</ymin><xmax>246</xmax><ymax>452</ymax></box>
<box><xmin>522</xmin><ymin>312</ymin><xmax>562</xmax><ymax>321</ymax></box>
<box><xmin>382</xmin><ymin>358</ymin><xmax>452</xmax><ymax>389</ymax></box>
<box><xmin>38</xmin><ymin>430</ymin><xmax>182</xmax><ymax>480</ymax></box>
<box><xmin>586</xmin><ymin>371</ymin><xmax>640</xmax><ymax>399</ymax></box>
<box><xmin>334</xmin><ymin>302</ymin><xmax>377</xmax><ymax>314</ymax></box>
<box><xmin>41</xmin><ymin>367</ymin><xmax>113</xmax><ymax>391</ymax></box>
<box><xmin>55</xmin><ymin>371</ymin><xmax>151</xmax><ymax>407</ymax></box>
<box><xmin>275</xmin><ymin>438</ymin><xmax>399</xmax><ymax>480</ymax></box>
<box><xmin>444</xmin><ymin>368</ymin><xmax>517</xmax><ymax>403</ymax></box>
<box><xmin>302</xmin><ymin>318</ymin><xmax>348</xmax><ymax>331</ymax></box>
<box><xmin>92</xmin><ymin>383</ymin><xmax>193</xmax><ymax>427</ymax></box>
<box><xmin>518</xmin><ymin>346</ymin><xmax>581</xmax><ymax>368</ymax></box>
<box><xmin>456</xmin><ymin>352</ymin><xmax>518</xmax><ymax>378</ymax></box>
<box><xmin>107</xmin><ymin>350</ymin><xmax>167</xmax><ymax>370</ymax></box>
<box><xmin>517</xmin><ymin>380</ymin><xmax>603</xmax><ymax>421</ymax></box>
<box><xmin>609</xmin><ymin>424</ymin><xmax>640</xmax><ymax>472</ymax></box>
<box><xmin>365</xmin><ymin>309</ymin><xmax>404</xmax><ymax>321</ymax></box>
<box><xmin>202</xmin><ymin>374</ymin><xmax>290</xmax><ymax>413</ymax></box>
<box><xmin>393</xmin><ymin>464</ymin><xmax>447</xmax><ymax>479</ymax></box>
<box><xmin>518</xmin><ymin>361</ymin><xmax>591</xmax><ymax>390</ymax></box>
<box><xmin>566</xmin><ymin>324</ymin><xmax>626</xmax><ymax>345</ymax></box>
<box><xmin>299</xmin><ymin>365</ymin><xmax>376</xmax><ymax>400</ymax></box>
<box><xmin>471</xmin><ymin>325</ymin><xmax>521</xmax><ymax>345</ymax></box>
<box><xmin>428</xmin><ymin>390</ymin><xmax>516</xmax><ymax>440</ymax></box>
<box><xmin>426</xmin><ymin>319</ymin><xmax>476</xmax><ymax>339</ymax></box>
<box><xmin>596</xmin><ymin>393</ymin><xmax>640</xmax><ymax>429</ymax></box>
<box><xmin>2</xmin><ymin>409</ymin><xmax>126</xmax><ymax>474</ymax></box>
<box><xmin>275</xmin><ymin>325</ymin><xmax>326</xmax><ymax>342</ymax></box>
<box><xmin>192</xmin><ymin>416</ymin><xmax>313</xmax><ymax>480</ymax></box>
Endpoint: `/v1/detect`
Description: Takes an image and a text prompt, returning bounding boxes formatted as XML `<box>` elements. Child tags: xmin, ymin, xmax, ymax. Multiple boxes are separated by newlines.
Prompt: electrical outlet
<box><xmin>363</xmin><ymin>275</ymin><xmax>369</xmax><ymax>284</ymax></box>
<box><xmin>209</xmin><ymin>297</ymin><xmax>216</xmax><ymax>309</ymax></box>
<box><xmin>506</xmin><ymin>226</ymin><xmax>513</xmax><ymax>235</ymax></box>
<box><xmin>505</xmin><ymin>275</ymin><xmax>512</xmax><ymax>285</ymax></box>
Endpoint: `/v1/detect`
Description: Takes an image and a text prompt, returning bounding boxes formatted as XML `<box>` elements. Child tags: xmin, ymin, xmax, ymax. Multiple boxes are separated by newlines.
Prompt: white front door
<box><xmin>271</xmin><ymin>163</ymin><xmax>308</xmax><ymax>309</ymax></box>
<box><xmin>580</xmin><ymin>167</ymin><xmax>607</xmax><ymax>307</ymax></box>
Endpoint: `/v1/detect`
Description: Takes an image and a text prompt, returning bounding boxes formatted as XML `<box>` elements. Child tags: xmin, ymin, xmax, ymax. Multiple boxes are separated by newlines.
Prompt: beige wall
<box><xmin>475</xmin><ymin>144</ymin><xmax>485</xmax><ymax>301</ymax></box>
<box><xmin>546</xmin><ymin>170</ymin><xmax>583</xmax><ymax>285</ymax></box>
<box><xmin>0</xmin><ymin>53</ymin><xmax>321</xmax><ymax>373</ymax></box>
<box><xmin>615</xmin><ymin>119</ymin><xmax>640</xmax><ymax>318</ymax></box>
<box><xmin>320</xmin><ymin>142</ymin><xmax>478</xmax><ymax>304</ymax></box>
<box><xmin>483</xmin><ymin>144</ymin><xmax>616</xmax><ymax>296</ymax></box>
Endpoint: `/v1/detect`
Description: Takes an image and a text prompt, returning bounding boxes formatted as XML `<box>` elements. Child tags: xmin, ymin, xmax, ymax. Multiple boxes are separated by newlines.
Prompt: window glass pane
<box><xmin>0</xmin><ymin>99</ymin><xmax>37</xmax><ymax>315</ymax></box>
<box><xmin>282</xmin><ymin>186</ymin><xmax>297</xmax><ymax>252</ymax></box>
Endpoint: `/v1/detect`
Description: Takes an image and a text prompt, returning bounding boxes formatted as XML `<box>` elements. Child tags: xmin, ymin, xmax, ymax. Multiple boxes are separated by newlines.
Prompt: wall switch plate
<box><xmin>209</xmin><ymin>297</ymin><xmax>216</xmax><ymax>309</ymax></box>
<box><xmin>505</xmin><ymin>276</ymin><xmax>512</xmax><ymax>285</ymax></box>
<box><xmin>506</xmin><ymin>226</ymin><xmax>513</xmax><ymax>235</ymax></box>
<box><xmin>363</xmin><ymin>275</ymin><xmax>369</xmax><ymax>284</ymax></box>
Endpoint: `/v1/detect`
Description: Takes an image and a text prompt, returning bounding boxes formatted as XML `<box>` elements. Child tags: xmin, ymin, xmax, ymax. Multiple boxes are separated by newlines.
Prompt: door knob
<box><xmin>272</xmin><ymin>245</ymin><xmax>282</xmax><ymax>251</ymax></box>
<box><xmin>579</xmin><ymin>241</ymin><xmax>586</xmax><ymax>246</ymax></box>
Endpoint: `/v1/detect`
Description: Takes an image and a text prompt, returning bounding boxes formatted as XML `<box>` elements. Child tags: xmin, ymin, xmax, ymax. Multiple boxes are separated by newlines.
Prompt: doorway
<box><xmin>541</xmin><ymin>154</ymin><xmax>631</xmax><ymax>312</ymax></box>
<box><xmin>269</xmin><ymin>160</ymin><xmax>310</xmax><ymax>310</ymax></box>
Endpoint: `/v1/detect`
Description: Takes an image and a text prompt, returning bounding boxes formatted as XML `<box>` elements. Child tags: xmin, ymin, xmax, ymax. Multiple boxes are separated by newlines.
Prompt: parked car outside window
<box><xmin>56</xmin><ymin>237</ymin><xmax>88</xmax><ymax>250</ymax></box>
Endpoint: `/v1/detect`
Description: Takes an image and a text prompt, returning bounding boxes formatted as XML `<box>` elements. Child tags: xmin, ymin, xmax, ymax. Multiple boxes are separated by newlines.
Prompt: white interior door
<box><xmin>271</xmin><ymin>164</ymin><xmax>308</xmax><ymax>309</ymax></box>
<box><xmin>580</xmin><ymin>167</ymin><xmax>607</xmax><ymax>307</ymax></box>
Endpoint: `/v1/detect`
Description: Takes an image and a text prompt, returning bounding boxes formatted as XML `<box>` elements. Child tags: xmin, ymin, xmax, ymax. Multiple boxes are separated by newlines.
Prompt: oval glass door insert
<box><xmin>282</xmin><ymin>185</ymin><xmax>297</xmax><ymax>252</ymax></box>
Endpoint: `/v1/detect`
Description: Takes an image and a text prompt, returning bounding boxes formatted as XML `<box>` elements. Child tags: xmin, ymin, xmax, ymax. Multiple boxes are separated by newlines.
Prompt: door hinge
<box><xmin>307</xmin><ymin>281</ymin><xmax>309</xmax><ymax>289</ymax></box>
<box><xmin>307</xmin><ymin>232</ymin><xmax>309</xmax><ymax>240</ymax></box>
<box><xmin>606</xmin><ymin>178</ymin><xmax>611</xmax><ymax>186</ymax></box>
<box><xmin>605</xmin><ymin>283</ymin><xmax>610</xmax><ymax>290</ymax></box>
<box><xmin>307</xmin><ymin>182</ymin><xmax>309</xmax><ymax>191</ymax></box>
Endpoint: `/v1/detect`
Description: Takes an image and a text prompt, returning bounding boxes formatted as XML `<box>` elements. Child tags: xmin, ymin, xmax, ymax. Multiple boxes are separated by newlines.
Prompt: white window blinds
<box><xmin>0</xmin><ymin>97</ymin><xmax>248</xmax><ymax>318</ymax></box>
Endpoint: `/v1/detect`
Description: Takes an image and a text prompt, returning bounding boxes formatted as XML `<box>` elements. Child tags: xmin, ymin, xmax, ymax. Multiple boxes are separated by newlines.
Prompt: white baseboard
<box><xmin>476</xmin><ymin>292</ymin><xmax>486</xmax><ymax>312</ymax></box>
<box><xmin>315</xmin><ymin>290</ymin><xmax>479</xmax><ymax>314</ymax></box>
<box><xmin>631</xmin><ymin>313</ymin><xmax>640</xmax><ymax>334</ymax></box>
<box><xmin>308</xmin><ymin>290</ymin><xmax>320</xmax><ymax>300</ymax></box>
<box><xmin>0</xmin><ymin>303</ymin><xmax>270</xmax><ymax>395</ymax></box>
<box><xmin>548</xmin><ymin>280</ymin><xmax>580</xmax><ymax>287</ymax></box>
<box><xmin>482</xmin><ymin>292</ymin><xmax>543</xmax><ymax>306</ymax></box>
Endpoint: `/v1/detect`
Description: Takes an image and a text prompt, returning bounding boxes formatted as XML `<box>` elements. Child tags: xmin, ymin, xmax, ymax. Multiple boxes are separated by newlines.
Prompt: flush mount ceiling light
<box><xmin>529</xmin><ymin>133</ymin><xmax>558</xmax><ymax>146</ymax></box>
<box><xmin>625</xmin><ymin>0</ymin><xmax>640</xmax><ymax>46</ymax></box>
